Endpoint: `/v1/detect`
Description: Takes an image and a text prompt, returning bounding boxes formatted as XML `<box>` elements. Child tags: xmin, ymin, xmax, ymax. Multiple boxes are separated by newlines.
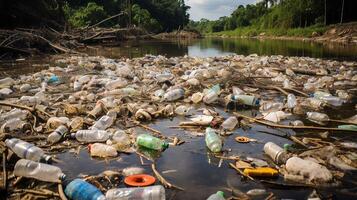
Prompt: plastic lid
<box><xmin>59</xmin><ymin>173</ymin><xmax>67</xmax><ymax>181</ymax></box>
<box><xmin>162</xmin><ymin>142</ymin><xmax>169</xmax><ymax>150</ymax></box>
<box><xmin>42</xmin><ymin>155</ymin><xmax>52</xmax><ymax>163</ymax></box>
<box><xmin>216</xmin><ymin>191</ymin><xmax>224</xmax><ymax>197</ymax></box>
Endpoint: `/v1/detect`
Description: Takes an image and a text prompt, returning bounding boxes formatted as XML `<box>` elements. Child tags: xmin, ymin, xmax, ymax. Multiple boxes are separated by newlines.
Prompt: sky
<box><xmin>186</xmin><ymin>0</ymin><xmax>259</xmax><ymax>21</ymax></box>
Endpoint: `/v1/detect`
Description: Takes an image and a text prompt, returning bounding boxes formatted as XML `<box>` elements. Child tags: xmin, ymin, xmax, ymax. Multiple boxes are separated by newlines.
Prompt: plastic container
<box><xmin>106</xmin><ymin>185</ymin><xmax>165</xmax><ymax>200</ymax></box>
<box><xmin>233</xmin><ymin>95</ymin><xmax>260</xmax><ymax>106</ymax></box>
<box><xmin>89</xmin><ymin>143</ymin><xmax>118</xmax><ymax>157</ymax></box>
<box><xmin>203</xmin><ymin>85</ymin><xmax>220</xmax><ymax>104</ymax></box>
<box><xmin>91</xmin><ymin>112</ymin><xmax>116</xmax><ymax>130</ymax></box>
<box><xmin>264</xmin><ymin>142</ymin><xmax>288</xmax><ymax>165</ymax></box>
<box><xmin>207</xmin><ymin>191</ymin><xmax>225</xmax><ymax>200</ymax></box>
<box><xmin>65</xmin><ymin>179</ymin><xmax>106</xmax><ymax>200</ymax></box>
<box><xmin>124</xmin><ymin>174</ymin><xmax>156</xmax><ymax>187</ymax></box>
<box><xmin>287</xmin><ymin>93</ymin><xmax>297</xmax><ymax>109</ymax></box>
<box><xmin>205</xmin><ymin>128</ymin><xmax>222</xmax><ymax>153</ymax></box>
<box><xmin>221</xmin><ymin>116</ymin><xmax>238</xmax><ymax>131</ymax></box>
<box><xmin>5</xmin><ymin>138</ymin><xmax>51</xmax><ymax>162</ymax></box>
<box><xmin>14</xmin><ymin>159</ymin><xmax>65</xmax><ymax>182</ymax></box>
<box><xmin>307</xmin><ymin>112</ymin><xmax>329</xmax><ymax>122</ymax></box>
<box><xmin>47</xmin><ymin>125</ymin><xmax>68</xmax><ymax>144</ymax></box>
<box><xmin>136</xmin><ymin>134</ymin><xmax>169</xmax><ymax>151</ymax></box>
<box><xmin>163</xmin><ymin>88</ymin><xmax>185</xmax><ymax>101</ymax></box>
<box><xmin>243</xmin><ymin>167</ymin><xmax>278</xmax><ymax>177</ymax></box>
<box><xmin>72</xmin><ymin>130</ymin><xmax>111</xmax><ymax>142</ymax></box>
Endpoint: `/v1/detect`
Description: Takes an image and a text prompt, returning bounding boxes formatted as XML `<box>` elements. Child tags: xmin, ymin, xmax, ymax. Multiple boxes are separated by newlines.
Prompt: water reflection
<box><xmin>89</xmin><ymin>38</ymin><xmax>357</xmax><ymax>61</ymax></box>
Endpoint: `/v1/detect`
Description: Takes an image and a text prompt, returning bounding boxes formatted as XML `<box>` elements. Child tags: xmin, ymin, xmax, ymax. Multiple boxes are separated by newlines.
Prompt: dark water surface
<box><xmin>3</xmin><ymin>38</ymin><xmax>357</xmax><ymax>199</ymax></box>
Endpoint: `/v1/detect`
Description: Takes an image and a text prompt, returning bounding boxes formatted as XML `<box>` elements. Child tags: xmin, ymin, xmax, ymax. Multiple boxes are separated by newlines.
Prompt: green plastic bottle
<box><xmin>338</xmin><ymin>125</ymin><xmax>357</xmax><ymax>131</ymax></box>
<box><xmin>136</xmin><ymin>134</ymin><xmax>169</xmax><ymax>151</ymax></box>
<box><xmin>207</xmin><ymin>191</ymin><xmax>225</xmax><ymax>200</ymax></box>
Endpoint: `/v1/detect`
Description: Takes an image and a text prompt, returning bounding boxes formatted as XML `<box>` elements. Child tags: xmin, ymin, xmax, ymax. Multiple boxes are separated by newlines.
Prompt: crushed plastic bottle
<box><xmin>105</xmin><ymin>78</ymin><xmax>128</xmax><ymax>90</ymax></box>
<box><xmin>163</xmin><ymin>88</ymin><xmax>184</xmax><ymax>101</ymax></box>
<box><xmin>221</xmin><ymin>116</ymin><xmax>238</xmax><ymax>131</ymax></box>
<box><xmin>136</xmin><ymin>134</ymin><xmax>169</xmax><ymax>151</ymax></box>
<box><xmin>307</xmin><ymin>112</ymin><xmax>329</xmax><ymax>123</ymax></box>
<box><xmin>106</xmin><ymin>185</ymin><xmax>165</xmax><ymax>200</ymax></box>
<box><xmin>0</xmin><ymin>118</ymin><xmax>30</xmax><ymax>132</ymax></box>
<box><xmin>107</xmin><ymin>130</ymin><xmax>131</xmax><ymax>151</ymax></box>
<box><xmin>233</xmin><ymin>94</ymin><xmax>260</xmax><ymax>106</ymax></box>
<box><xmin>91</xmin><ymin>111</ymin><xmax>117</xmax><ymax>130</ymax></box>
<box><xmin>175</xmin><ymin>105</ymin><xmax>195</xmax><ymax>116</ymax></box>
<box><xmin>47</xmin><ymin>125</ymin><xmax>68</xmax><ymax>144</ymax></box>
<box><xmin>232</xmin><ymin>86</ymin><xmax>245</xmax><ymax>95</ymax></box>
<box><xmin>72</xmin><ymin>130</ymin><xmax>111</xmax><ymax>142</ymax></box>
<box><xmin>14</xmin><ymin>159</ymin><xmax>65</xmax><ymax>182</ymax></box>
<box><xmin>207</xmin><ymin>191</ymin><xmax>225</xmax><ymax>200</ymax></box>
<box><xmin>65</xmin><ymin>179</ymin><xmax>106</xmax><ymax>200</ymax></box>
<box><xmin>203</xmin><ymin>84</ymin><xmax>220</xmax><ymax>104</ymax></box>
<box><xmin>89</xmin><ymin>143</ymin><xmax>118</xmax><ymax>157</ymax></box>
<box><xmin>287</xmin><ymin>93</ymin><xmax>297</xmax><ymax>109</ymax></box>
<box><xmin>205</xmin><ymin>128</ymin><xmax>222</xmax><ymax>153</ymax></box>
<box><xmin>5</xmin><ymin>138</ymin><xmax>51</xmax><ymax>162</ymax></box>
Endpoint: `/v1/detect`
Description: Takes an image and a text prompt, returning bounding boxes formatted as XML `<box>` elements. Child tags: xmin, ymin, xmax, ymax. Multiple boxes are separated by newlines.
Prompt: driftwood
<box><xmin>151</xmin><ymin>163</ymin><xmax>184</xmax><ymax>191</ymax></box>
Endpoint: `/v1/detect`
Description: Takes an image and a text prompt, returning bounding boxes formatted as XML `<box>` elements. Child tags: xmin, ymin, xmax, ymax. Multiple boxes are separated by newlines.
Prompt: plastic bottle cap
<box><xmin>217</xmin><ymin>191</ymin><xmax>224</xmax><ymax>198</ymax></box>
<box><xmin>59</xmin><ymin>173</ymin><xmax>67</xmax><ymax>181</ymax></box>
<box><xmin>162</xmin><ymin>142</ymin><xmax>169</xmax><ymax>150</ymax></box>
<box><xmin>42</xmin><ymin>155</ymin><xmax>52</xmax><ymax>163</ymax></box>
<box><xmin>70</xmin><ymin>133</ymin><xmax>76</xmax><ymax>138</ymax></box>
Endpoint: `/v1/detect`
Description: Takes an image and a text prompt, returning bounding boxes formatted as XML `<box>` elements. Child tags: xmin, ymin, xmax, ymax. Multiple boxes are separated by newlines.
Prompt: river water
<box><xmin>3</xmin><ymin>38</ymin><xmax>357</xmax><ymax>199</ymax></box>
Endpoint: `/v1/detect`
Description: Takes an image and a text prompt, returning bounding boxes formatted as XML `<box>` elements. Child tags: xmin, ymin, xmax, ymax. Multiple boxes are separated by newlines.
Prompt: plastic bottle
<box><xmin>0</xmin><ymin>108</ymin><xmax>29</xmax><ymax>122</ymax></box>
<box><xmin>20</xmin><ymin>84</ymin><xmax>31</xmax><ymax>92</ymax></box>
<box><xmin>89</xmin><ymin>143</ymin><xmax>118</xmax><ymax>157</ymax></box>
<box><xmin>338</xmin><ymin>125</ymin><xmax>357</xmax><ymax>131</ymax></box>
<box><xmin>1</xmin><ymin>118</ymin><xmax>30</xmax><ymax>132</ymax></box>
<box><xmin>91</xmin><ymin>111</ymin><xmax>116</xmax><ymax>130</ymax></box>
<box><xmin>232</xmin><ymin>86</ymin><xmax>245</xmax><ymax>95</ymax></box>
<box><xmin>243</xmin><ymin>167</ymin><xmax>278</xmax><ymax>177</ymax></box>
<box><xmin>306</xmin><ymin>112</ymin><xmax>329</xmax><ymax>122</ymax></box>
<box><xmin>105</xmin><ymin>78</ymin><xmax>128</xmax><ymax>90</ymax></box>
<box><xmin>88</xmin><ymin>101</ymin><xmax>105</xmax><ymax>118</ymax></box>
<box><xmin>0</xmin><ymin>77</ymin><xmax>14</xmax><ymax>88</ymax></box>
<box><xmin>207</xmin><ymin>191</ymin><xmax>225</xmax><ymax>200</ymax></box>
<box><xmin>205</xmin><ymin>128</ymin><xmax>222</xmax><ymax>153</ymax></box>
<box><xmin>105</xmin><ymin>87</ymin><xmax>140</xmax><ymax>96</ymax></box>
<box><xmin>5</xmin><ymin>138</ymin><xmax>51</xmax><ymax>162</ymax></box>
<box><xmin>233</xmin><ymin>95</ymin><xmax>260</xmax><ymax>106</ymax></box>
<box><xmin>14</xmin><ymin>159</ymin><xmax>65</xmax><ymax>183</ymax></box>
<box><xmin>287</xmin><ymin>93</ymin><xmax>296</xmax><ymax>109</ymax></box>
<box><xmin>221</xmin><ymin>116</ymin><xmax>238</xmax><ymax>131</ymax></box>
<box><xmin>263</xmin><ymin>142</ymin><xmax>288</xmax><ymax>165</ymax></box>
<box><xmin>163</xmin><ymin>88</ymin><xmax>185</xmax><ymax>101</ymax></box>
<box><xmin>136</xmin><ymin>134</ymin><xmax>169</xmax><ymax>151</ymax></box>
<box><xmin>108</xmin><ymin>130</ymin><xmax>131</xmax><ymax>151</ymax></box>
<box><xmin>47</xmin><ymin>125</ymin><xmax>68</xmax><ymax>144</ymax></box>
<box><xmin>319</xmin><ymin>96</ymin><xmax>344</xmax><ymax>107</ymax></box>
<box><xmin>65</xmin><ymin>179</ymin><xmax>106</xmax><ymax>200</ymax></box>
<box><xmin>203</xmin><ymin>85</ymin><xmax>220</xmax><ymax>104</ymax></box>
<box><xmin>106</xmin><ymin>185</ymin><xmax>165</xmax><ymax>200</ymax></box>
<box><xmin>72</xmin><ymin>130</ymin><xmax>111</xmax><ymax>142</ymax></box>
<box><xmin>175</xmin><ymin>105</ymin><xmax>194</xmax><ymax>116</ymax></box>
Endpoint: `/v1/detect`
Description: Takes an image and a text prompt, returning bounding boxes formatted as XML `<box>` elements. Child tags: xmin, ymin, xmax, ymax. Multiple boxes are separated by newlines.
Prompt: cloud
<box><xmin>186</xmin><ymin>0</ymin><xmax>259</xmax><ymax>21</ymax></box>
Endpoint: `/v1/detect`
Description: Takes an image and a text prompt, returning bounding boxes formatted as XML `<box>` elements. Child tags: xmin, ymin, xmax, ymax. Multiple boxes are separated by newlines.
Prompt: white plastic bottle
<box><xmin>221</xmin><ymin>116</ymin><xmax>238</xmax><ymax>131</ymax></box>
<box><xmin>5</xmin><ymin>138</ymin><xmax>51</xmax><ymax>162</ymax></box>
<box><xmin>72</xmin><ymin>130</ymin><xmax>111</xmax><ymax>142</ymax></box>
<box><xmin>89</xmin><ymin>143</ymin><xmax>118</xmax><ymax>157</ymax></box>
<box><xmin>47</xmin><ymin>125</ymin><xmax>68</xmax><ymax>144</ymax></box>
<box><xmin>163</xmin><ymin>88</ymin><xmax>185</xmax><ymax>101</ymax></box>
<box><xmin>287</xmin><ymin>93</ymin><xmax>297</xmax><ymax>109</ymax></box>
<box><xmin>106</xmin><ymin>185</ymin><xmax>165</xmax><ymax>200</ymax></box>
<box><xmin>14</xmin><ymin>159</ymin><xmax>65</xmax><ymax>183</ymax></box>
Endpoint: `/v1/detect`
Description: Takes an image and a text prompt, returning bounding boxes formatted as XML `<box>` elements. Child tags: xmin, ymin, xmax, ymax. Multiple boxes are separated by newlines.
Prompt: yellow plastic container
<box><xmin>243</xmin><ymin>167</ymin><xmax>278</xmax><ymax>177</ymax></box>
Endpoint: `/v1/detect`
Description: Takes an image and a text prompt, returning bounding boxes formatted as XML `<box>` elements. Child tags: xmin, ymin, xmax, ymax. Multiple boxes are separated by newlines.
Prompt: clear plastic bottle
<box><xmin>175</xmin><ymin>105</ymin><xmax>195</xmax><ymax>116</ymax></box>
<box><xmin>91</xmin><ymin>111</ymin><xmax>116</xmax><ymax>130</ymax></box>
<box><xmin>232</xmin><ymin>86</ymin><xmax>245</xmax><ymax>95</ymax></box>
<box><xmin>221</xmin><ymin>116</ymin><xmax>238</xmax><ymax>131</ymax></box>
<box><xmin>233</xmin><ymin>95</ymin><xmax>260</xmax><ymax>106</ymax></box>
<box><xmin>105</xmin><ymin>87</ymin><xmax>140</xmax><ymax>96</ymax></box>
<box><xmin>106</xmin><ymin>185</ymin><xmax>165</xmax><ymax>200</ymax></box>
<box><xmin>203</xmin><ymin>85</ymin><xmax>220</xmax><ymax>104</ymax></box>
<box><xmin>5</xmin><ymin>138</ymin><xmax>51</xmax><ymax>162</ymax></box>
<box><xmin>1</xmin><ymin>118</ymin><xmax>30</xmax><ymax>132</ymax></box>
<box><xmin>89</xmin><ymin>143</ymin><xmax>118</xmax><ymax>157</ymax></box>
<box><xmin>14</xmin><ymin>159</ymin><xmax>65</xmax><ymax>183</ymax></box>
<box><xmin>47</xmin><ymin>125</ymin><xmax>68</xmax><ymax>144</ymax></box>
<box><xmin>319</xmin><ymin>96</ymin><xmax>344</xmax><ymax>107</ymax></box>
<box><xmin>0</xmin><ymin>108</ymin><xmax>29</xmax><ymax>122</ymax></box>
<box><xmin>307</xmin><ymin>112</ymin><xmax>329</xmax><ymax>122</ymax></box>
<box><xmin>108</xmin><ymin>130</ymin><xmax>131</xmax><ymax>151</ymax></box>
<box><xmin>105</xmin><ymin>78</ymin><xmax>128</xmax><ymax>90</ymax></box>
<box><xmin>136</xmin><ymin>134</ymin><xmax>169</xmax><ymax>151</ymax></box>
<box><xmin>65</xmin><ymin>179</ymin><xmax>106</xmax><ymax>200</ymax></box>
<box><xmin>72</xmin><ymin>130</ymin><xmax>111</xmax><ymax>142</ymax></box>
<box><xmin>205</xmin><ymin>128</ymin><xmax>222</xmax><ymax>153</ymax></box>
<box><xmin>207</xmin><ymin>191</ymin><xmax>225</xmax><ymax>200</ymax></box>
<box><xmin>264</xmin><ymin>142</ymin><xmax>288</xmax><ymax>165</ymax></box>
<box><xmin>163</xmin><ymin>88</ymin><xmax>185</xmax><ymax>101</ymax></box>
<box><xmin>287</xmin><ymin>93</ymin><xmax>297</xmax><ymax>109</ymax></box>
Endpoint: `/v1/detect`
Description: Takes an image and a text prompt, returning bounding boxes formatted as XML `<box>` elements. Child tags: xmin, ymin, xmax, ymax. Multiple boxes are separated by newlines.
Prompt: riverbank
<box><xmin>206</xmin><ymin>22</ymin><xmax>357</xmax><ymax>44</ymax></box>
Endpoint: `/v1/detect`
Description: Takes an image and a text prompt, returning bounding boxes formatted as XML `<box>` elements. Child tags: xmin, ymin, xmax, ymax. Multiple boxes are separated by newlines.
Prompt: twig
<box><xmin>87</xmin><ymin>12</ymin><xmax>126</xmax><ymax>29</ymax></box>
<box><xmin>58</xmin><ymin>184</ymin><xmax>68</xmax><ymax>200</ymax></box>
<box><xmin>233</xmin><ymin>112</ymin><xmax>357</xmax><ymax>132</ymax></box>
<box><xmin>2</xmin><ymin>150</ymin><xmax>7</xmax><ymax>191</ymax></box>
<box><xmin>229</xmin><ymin>163</ymin><xmax>255</xmax><ymax>182</ymax></box>
<box><xmin>151</xmin><ymin>163</ymin><xmax>184</xmax><ymax>191</ymax></box>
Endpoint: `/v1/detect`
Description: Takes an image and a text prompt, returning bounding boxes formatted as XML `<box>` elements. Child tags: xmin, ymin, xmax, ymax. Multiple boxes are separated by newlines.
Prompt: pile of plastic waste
<box><xmin>0</xmin><ymin>54</ymin><xmax>356</xmax><ymax>199</ymax></box>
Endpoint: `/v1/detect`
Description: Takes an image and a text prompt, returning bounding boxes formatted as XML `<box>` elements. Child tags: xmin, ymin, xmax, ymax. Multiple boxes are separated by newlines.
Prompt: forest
<box><xmin>0</xmin><ymin>0</ymin><xmax>190</xmax><ymax>32</ymax></box>
<box><xmin>188</xmin><ymin>0</ymin><xmax>357</xmax><ymax>34</ymax></box>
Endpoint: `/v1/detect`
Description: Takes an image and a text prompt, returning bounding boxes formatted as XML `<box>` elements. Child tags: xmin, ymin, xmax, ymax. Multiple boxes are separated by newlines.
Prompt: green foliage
<box><xmin>132</xmin><ymin>4</ymin><xmax>162</xmax><ymax>32</ymax></box>
<box><xmin>64</xmin><ymin>2</ymin><xmax>108</xmax><ymax>27</ymax></box>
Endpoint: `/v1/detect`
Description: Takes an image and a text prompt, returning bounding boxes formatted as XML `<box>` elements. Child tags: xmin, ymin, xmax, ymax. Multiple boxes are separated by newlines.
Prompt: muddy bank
<box><xmin>155</xmin><ymin>30</ymin><xmax>202</xmax><ymax>39</ymax></box>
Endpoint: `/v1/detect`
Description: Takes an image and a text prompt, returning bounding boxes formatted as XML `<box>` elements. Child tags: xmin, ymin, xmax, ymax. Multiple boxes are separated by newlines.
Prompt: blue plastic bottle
<box><xmin>64</xmin><ymin>179</ymin><xmax>105</xmax><ymax>200</ymax></box>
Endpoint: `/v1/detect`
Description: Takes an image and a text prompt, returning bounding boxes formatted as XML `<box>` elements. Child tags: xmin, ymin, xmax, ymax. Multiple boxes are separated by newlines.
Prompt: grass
<box><xmin>205</xmin><ymin>25</ymin><xmax>328</xmax><ymax>38</ymax></box>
